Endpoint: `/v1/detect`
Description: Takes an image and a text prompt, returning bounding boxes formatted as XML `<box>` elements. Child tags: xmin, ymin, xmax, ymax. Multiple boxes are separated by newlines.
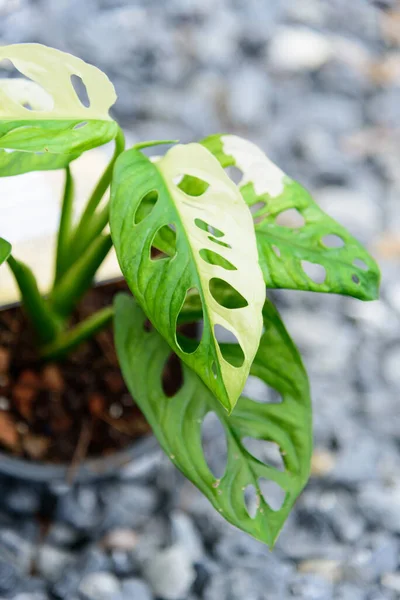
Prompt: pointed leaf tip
<box><xmin>110</xmin><ymin>143</ymin><xmax>265</xmax><ymax>411</ymax></box>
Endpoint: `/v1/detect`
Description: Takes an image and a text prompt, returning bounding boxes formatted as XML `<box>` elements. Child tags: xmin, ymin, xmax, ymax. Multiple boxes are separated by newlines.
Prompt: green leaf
<box><xmin>110</xmin><ymin>143</ymin><xmax>265</xmax><ymax>412</ymax></box>
<box><xmin>0</xmin><ymin>148</ymin><xmax>79</xmax><ymax>177</ymax></box>
<box><xmin>54</xmin><ymin>167</ymin><xmax>75</xmax><ymax>283</ymax></box>
<box><xmin>50</xmin><ymin>234</ymin><xmax>112</xmax><ymax>319</ymax></box>
<box><xmin>114</xmin><ymin>294</ymin><xmax>312</xmax><ymax>547</ymax></box>
<box><xmin>0</xmin><ymin>44</ymin><xmax>118</xmax><ymax>156</ymax></box>
<box><xmin>0</xmin><ymin>237</ymin><xmax>11</xmax><ymax>265</ymax></box>
<box><xmin>7</xmin><ymin>255</ymin><xmax>62</xmax><ymax>343</ymax></box>
<box><xmin>0</xmin><ymin>238</ymin><xmax>11</xmax><ymax>265</ymax></box>
<box><xmin>202</xmin><ymin>134</ymin><xmax>380</xmax><ymax>301</ymax></box>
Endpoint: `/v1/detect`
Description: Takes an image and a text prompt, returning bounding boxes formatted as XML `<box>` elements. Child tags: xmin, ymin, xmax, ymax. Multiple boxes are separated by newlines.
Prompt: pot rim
<box><xmin>0</xmin><ymin>435</ymin><xmax>161</xmax><ymax>484</ymax></box>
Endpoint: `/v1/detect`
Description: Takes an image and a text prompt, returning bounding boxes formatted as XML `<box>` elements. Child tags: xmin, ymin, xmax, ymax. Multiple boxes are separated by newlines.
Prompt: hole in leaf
<box><xmin>254</xmin><ymin>214</ymin><xmax>267</xmax><ymax>225</ymax></box>
<box><xmin>352</xmin><ymin>274</ymin><xmax>360</xmax><ymax>284</ymax></box>
<box><xmin>301</xmin><ymin>261</ymin><xmax>326</xmax><ymax>284</ymax></box>
<box><xmin>244</xmin><ymin>485</ymin><xmax>258</xmax><ymax>519</ymax></box>
<box><xmin>0</xmin><ymin>60</ymin><xmax>53</xmax><ymax>112</ymax></box>
<box><xmin>276</xmin><ymin>208</ymin><xmax>305</xmax><ymax>228</ymax></box>
<box><xmin>0</xmin><ymin>58</ymin><xmax>15</xmax><ymax>76</ymax></box>
<box><xmin>258</xmin><ymin>478</ymin><xmax>286</xmax><ymax>511</ymax></box>
<box><xmin>73</xmin><ymin>121</ymin><xmax>88</xmax><ymax>130</ymax></box>
<box><xmin>209</xmin><ymin>278</ymin><xmax>248</xmax><ymax>309</ymax></box>
<box><xmin>208</xmin><ymin>237</ymin><xmax>232</xmax><ymax>249</ymax></box>
<box><xmin>71</xmin><ymin>74</ymin><xmax>90</xmax><ymax>108</ymax></box>
<box><xmin>195</xmin><ymin>219</ymin><xmax>224</xmax><ymax>238</ymax></box>
<box><xmin>225</xmin><ymin>165</ymin><xmax>243</xmax><ymax>185</ymax></box>
<box><xmin>135</xmin><ymin>190</ymin><xmax>159</xmax><ymax>225</ymax></box>
<box><xmin>250</xmin><ymin>201</ymin><xmax>266</xmax><ymax>214</ymax></box>
<box><xmin>214</xmin><ymin>325</ymin><xmax>245</xmax><ymax>368</ymax></box>
<box><xmin>242</xmin><ymin>438</ymin><xmax>285</xmax><ymax>471</ymax></box>
<box><xmin>199</xmin><ymin>249</ymin><xmax>237</xmax><ymax>271</ymax></box>
<box><xmin>201</xmin><ymin>412</ymin><xmax>227</xmax><ymax>479</ymax></box>
<box><xmin>211</xmin><ymin>362</ymin><xmax>218</xmax><ymax>379</ymax></box>
<box><xmin>177</xmin><ymin>175</ymin><xmax>210</xmax><ymax>196</ymax></box>
<box><xmin>162</xmin><ymin>352</ymin><xmax>184</xmax><ymax>397</ymax></box>
<box><xmin>353</xmin><ymin>258</ymin><xmax>368</xmax><ymax>271</ymax></box>
<box><xmin>322</xmin><ymin>234</ymin><xmax>345</xmax><ymax>248</ymax></box>
<box><xmin>150</xmin><ymin>224</ymin><xmax>176</xmax><ymax>260</ymax></box>
<box><xmin>243</xmin><ymin>376</ymin><xmax>283</xmax><ymax>404</ymax></box>
<box><xmin>272</xmin><ymin>245</ymin><xmax>281</xmax><ymax>258</ymax></box>
<box><xmin>176</xmin><ymin>288</ymin><xmax>203</xmax><ymax>354</ymax></box>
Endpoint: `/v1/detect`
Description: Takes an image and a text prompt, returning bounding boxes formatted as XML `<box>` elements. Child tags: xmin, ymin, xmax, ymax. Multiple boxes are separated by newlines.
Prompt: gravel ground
<box><xmin>1</xmin><ymin>1</ymin><xmax>400</xmax><ymax>599</ymax></box>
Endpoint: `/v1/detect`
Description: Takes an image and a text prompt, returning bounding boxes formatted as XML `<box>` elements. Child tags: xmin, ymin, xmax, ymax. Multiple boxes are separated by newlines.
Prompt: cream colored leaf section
<box><xmin>158</xmin><ymin>143</ymin><xmax>265</xmax><ymax>403</ymax></box>
<box><xmin>0</xmin><ymin>79</ymin><xmax>54</xmax><ymax>111</ymax></box>
<box><xmin>0</xmin><ymin>43</ymin><xmax>116</xmax><ymax>120</ymax></box>
<box><xmin>221</xmin><ymin>134</ymin><xmax>286</xmax><ymax>198</ymax></box>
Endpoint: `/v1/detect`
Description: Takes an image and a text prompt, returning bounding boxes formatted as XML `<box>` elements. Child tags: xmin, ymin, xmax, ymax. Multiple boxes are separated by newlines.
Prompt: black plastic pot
<box><xmin>0</xmin><ymin>436</ymin><xmax>161</xmax><ymax>484</ymax></box>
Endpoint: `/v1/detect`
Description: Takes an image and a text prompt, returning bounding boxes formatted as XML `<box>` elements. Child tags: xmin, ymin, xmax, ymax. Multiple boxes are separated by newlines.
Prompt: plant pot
<box><xmin>0</xmin><ymin>280</ymin><xmax>166</xmax><ymax>484</ymax></box>
<box><xmin>0</xmin><ymin>435</ymin><xmax>161</xmax><ymax>484</ymax></box>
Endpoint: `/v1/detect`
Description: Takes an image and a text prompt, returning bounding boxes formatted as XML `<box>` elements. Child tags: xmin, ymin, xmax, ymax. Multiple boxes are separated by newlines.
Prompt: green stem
<box><xmin>69</xmin><ymin>127</ymin><xmax>125</xmax><ymax>262</ymax></box>
<box><xmin>41</xmin><ymin>306</ymin><xmax>114</xmax><ymax>360</ymax></box>
<box><xmin>50</xmin><ymin>234</ymin><xmax>113</xmax><ymax>319</ymax></box>
<box><xmin>7</xmin><ymin>256</ymin><xmax>62</xmax><ymax>344</ymax></box>
<box><xmin>54</xmin><ymin>167</ymin><xmax>74</xmax><ymax>284</ymax></box>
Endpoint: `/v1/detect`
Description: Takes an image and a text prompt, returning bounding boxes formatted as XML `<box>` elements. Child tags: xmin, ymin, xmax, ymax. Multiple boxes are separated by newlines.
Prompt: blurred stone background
<box><xmin>0</xmin><ymin>1</ymin><xmax>400</xmax><ymax>599</ymax></box>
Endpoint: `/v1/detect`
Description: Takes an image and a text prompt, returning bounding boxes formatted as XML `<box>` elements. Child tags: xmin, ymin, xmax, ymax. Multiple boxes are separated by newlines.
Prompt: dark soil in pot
<box><xmin>0</xmin><ymin>281</ymin><xmax>181</xmax><ymax>468</ymax></box>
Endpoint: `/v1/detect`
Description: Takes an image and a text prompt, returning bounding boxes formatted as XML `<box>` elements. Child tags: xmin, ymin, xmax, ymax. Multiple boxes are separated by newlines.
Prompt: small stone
<box><xmin>144</xmin><ymin>545</ymin><xmax>196</xmax><ymax>600</ymax></box>
<box><xmin>51</xmin><ymin>569</ymin><xmax>81</xmax><ymax>600</ymax></box>
<box><xmin>298</xmin><ymin>559</ymin><xmax>342</xmax><ymax>582</ymax></box>
<box><xmin>311</xmin><ymin>450</ymin><xmax>336</xmax><ymax>477</ymax></box>
<box><xmin>0</xmin><ymin>559</ymin><xmax>20</xmax><ymax>597</ymax></box>
<box><xmin>334</xmin><ymin>583</ymin><xmax>368</xmax><ymax>600</ymax></box>
<box><xmin>358</xmin><ymin>483</ymin><xmax>400</xmax><ymax>532</ymax></box>
<box><xmin>226</xmin><ymin>66</ymin><xmax>271</xmax><ymax>127</ymax></box>
<box><xmin>4</xmin><ymin>484</ymin><xmax>41</xmax><ymax>515</ymax></box>
<box><xmin>170</xmin><ymin>510</ymin><xmax>204</xmax><ymax>563</ymax></box>
<box><xmin>381</xmin><ymin>572</ymin><xmax>400</xmax><ymax>593</ymax></box>
<box><xmin>79</xmin><ymin>572</ymin><xmax>120</xmax><ymax>600</ymax></box>
<box><xmin>46</xmin><ymin>524</ymin><xmax>80</xmax><ymax>548</ymax></box>
<box><xmin>383</xmin><ymin>345</ymin><xmax>400</xmax><ymax>388</ymax></box>
<box><xmin>215</xmin><ymin>531</ymin><xmax>271</xmax><ymax>567</ymax></box>
<box><xmin>343</xmin><ymin>533</ymin><xmax>399</xmax><ymax>583</ymax></box>
<box><xmin>204</xmin><ymin>566</ymin><xmax>289</xmax><ymax>600</ymax></box>
<box><xmin>268</xmin><ymin>26</ymin><xmax>333</xmax><ymax>72</ymax></box>
<box><xmin>57</xmin><ymin>487</ymin><xmax>103</xmax><ymax>531</ymax></box>
<box><xmin>13</xmin><ymin>594</ymin><xmax>48</xmax><ymax>600</ymax></box>
<box><xmin>37</xmin><ymin>545</ymin><xmax>75</xmax><ymax>583</ymax></box>
<box><xmin>110</xmin><ymin>550</ymin><xmax>140</xmax><ymax>578</ymax></box>
<box><xmin>101</xmin><ymin>528</ymin><xmax>138</xmax><ymax>551</ymax></box>
<box><xmin>80</xmin><ymin>548</ymin><xmax>111</xmax><ymax>575</ymax></box>
<box><xmin>317</xmin><ymin>186</ymin><xmax>381</xmax><ymax>242</ymax></box>
<box><xmin>121</xmin><ymin>578</ymin><xmax>154</xmax><ymax>600</ymax></box>
<box><xmin>0</xmin><ymin>528</ymin><xmax>34</xmax><ymax>574</ymax></box>
<box><xmin>100</xmin><ymin>483</ymin><xmax>157</xmax><ymax>529</ymax></box>
<box><xmin>289</xmin><ymin>573</ymin><xmax>333</xmax><ymax>600</ymax></box>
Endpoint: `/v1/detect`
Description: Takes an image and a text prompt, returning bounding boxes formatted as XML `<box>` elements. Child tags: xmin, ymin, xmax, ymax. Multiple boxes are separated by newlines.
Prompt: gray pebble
<box><xmin>121</xmin><ymin>578</ymin><xmax>154</xmax><ymax>600</ymax></box>
<box><xmin>79</xmin><ymin>572</ymin><xmax>121</xmax><ymax>600</ymax></box>
<box><xmin>170</xmin><ymin>510</ymin><xmax>204</xmax><ymax>563</ymax></box>
<box><xmin>36</xmin><ymin>544</ymin><xmax>75</xmax><ymax>583</ymax></box>
<box><xmin>144</xmin><ymin>545</ymin><xmax>196</xmax><ymax>600</ymax></box>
